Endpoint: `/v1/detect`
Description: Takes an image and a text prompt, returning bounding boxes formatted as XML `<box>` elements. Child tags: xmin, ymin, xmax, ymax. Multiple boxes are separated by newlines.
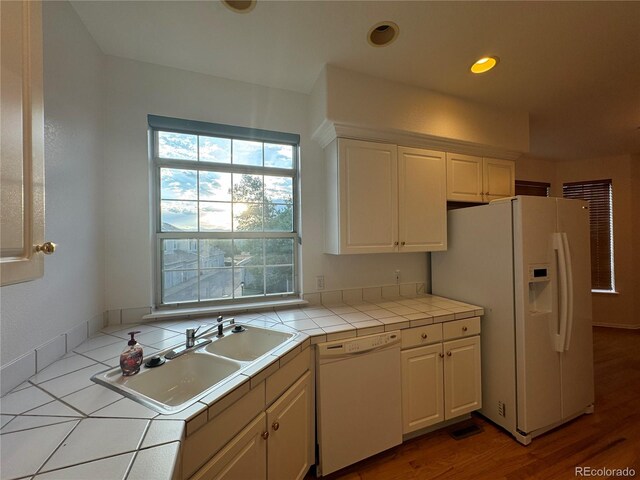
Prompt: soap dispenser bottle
<box><xmin>120</xmin><ymin>331</ymin><xmax>143</xmax><ymax>376</ymax></box>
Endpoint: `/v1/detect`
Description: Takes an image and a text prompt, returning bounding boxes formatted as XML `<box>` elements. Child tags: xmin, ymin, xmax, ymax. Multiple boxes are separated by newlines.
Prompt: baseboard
<box><xmin>593</xmin><ymin>322</ymin><xmax>640</xmax><ymax>330</ymax></box>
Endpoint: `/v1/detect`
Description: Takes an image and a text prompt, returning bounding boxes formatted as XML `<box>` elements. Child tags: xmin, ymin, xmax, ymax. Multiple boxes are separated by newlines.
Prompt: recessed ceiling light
<box><xmin>367</xmin><ymin>22</ymin><xmax>399</xmax><ymax>47</ymax></box>
<box><xmin>470</xmin><ymin>56</ymin><xmax>500</xmax><ymax>74</ymax></box>
<box><xmin>222</xmin><ymin>0</ymin><xmax>256</xmax><ymax>14</ymax></box>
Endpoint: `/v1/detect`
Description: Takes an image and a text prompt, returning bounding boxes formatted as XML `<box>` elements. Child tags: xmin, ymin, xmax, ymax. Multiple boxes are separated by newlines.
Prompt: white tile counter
<box><xmin>0</xmin><ymin>295</ymin><xmax>482</xmax><ymax>480</ymax></box>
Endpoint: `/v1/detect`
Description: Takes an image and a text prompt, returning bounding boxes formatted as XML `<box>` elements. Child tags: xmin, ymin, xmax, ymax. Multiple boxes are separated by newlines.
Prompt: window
<box><xmin>515</xmin><ymin>180</ymin><xmax>550</xmax><ymax>197</ymax></box>
<box><xmin>149</xmin><ymin>115</ymin><xmax>300</xmax><ymax>307</ymax></box>
<box><xmin>562</xmin><ymin>179</ymin><xmax>615</xmax><ymax>292</ymax></box>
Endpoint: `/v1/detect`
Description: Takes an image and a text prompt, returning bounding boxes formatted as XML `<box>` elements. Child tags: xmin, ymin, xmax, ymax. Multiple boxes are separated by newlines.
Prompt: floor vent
<box><xmin>449</xmin><ymin>422</ymin><xmax>483</xmax><ymax>440</ymax></box>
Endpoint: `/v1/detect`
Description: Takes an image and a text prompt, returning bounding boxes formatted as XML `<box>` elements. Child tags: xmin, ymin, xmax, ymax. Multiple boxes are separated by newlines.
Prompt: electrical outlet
<box><xmin>395</xmin><ymin>269</ymin><xmax>401</xmax><ymax>285</ymax></box>
<box><xmin>316</xmin><ymin>275</ymin><xmax>325</xmax><ymax>291</ymax></box>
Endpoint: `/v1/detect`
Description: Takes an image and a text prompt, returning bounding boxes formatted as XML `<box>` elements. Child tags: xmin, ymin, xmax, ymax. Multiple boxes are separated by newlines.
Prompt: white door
<box><xmin>513</xmin><ymin>197</ymin><xmax>562</xmax><ymax>433</ymax></box>
<box><xmin>556</xmin><ymin>198</ymin><xmax>595</xmax><ymax>418</ymax></box>
<box><xmin>446</xmin><ymin>153</ymin><xmax>483</xmax><ymax>202</ymax></box>
<box><xmin>401</xmin><ymin>344</ymin><xmax>444</xmax><ymax>433</ymax></box>
<box><xmin>398</xmin><ymin>147</ymin><xmax>447</xmax><ymax>252</ymax></box>
<box><xmin>338</xmin><ymin>139</ymin><xmax>398</xmax><ymax>253</ymax></box>
<box><xmin>483</xmin><ymin>158</ymin><xmax>515</xmax><ymax>202</ymax></box>
<box><xmin>266</xmin><ymin>372</ymin><xmax>311</xmax><ymax>480</ymax></box>
<box><xmin>0</xmin><ymin>0</ymin><xmax>46</xmax><ymax>286</ymax></box>
<box><xmin>443</xmin><ymin>336</ymin><xmax>482</xmax><ymax>420</ymax></box>
<box><xmin>191</xmin><ymin>413</ymin><xmax>267</xmax><ymax>480</ymax></box>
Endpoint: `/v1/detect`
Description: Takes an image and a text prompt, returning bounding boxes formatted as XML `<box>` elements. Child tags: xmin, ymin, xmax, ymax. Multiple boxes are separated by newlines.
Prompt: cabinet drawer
<box><xmin>442</xmin><ymin>317</ymin><xmax>480</xmax><ymax>340</ymax></box>
<box><xmin>401</xmin><ymin>324</ymin><xmax>442</xmax><ymax>349</ymax></box>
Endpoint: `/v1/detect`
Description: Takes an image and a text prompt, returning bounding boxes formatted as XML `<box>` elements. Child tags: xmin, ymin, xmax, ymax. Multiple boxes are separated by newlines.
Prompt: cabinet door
<box><xmin>337</xmin><ymin>139</ymin><xmax>398</xmax><ymax>253</ymax></box>
<box><xmin>266</xmin><ymin>371</ymin><xmax>312</xmax><ymax>480</ymax></box>
<box><xmin>443</xmin><ymin>336</ymin><xmax>482</xmax><ymax>420</ymax></box>
<box><xmin>446</xmin><ymin>153</ymin><xmax>483</xmax><ymax>203</ymax></box>
<box><xmin>401</xmin><ymin>344</ymin><xmax>444</xmax><ymax>433</ymax></box>
<box><xmin>0</xmin><ymin>0</ymin><xmax>46</xmax><ymax>286</ymax></box>
<box><xmin>483</xmin><ymin>158</ymin><xmax>515</xmax><ymax>202</ymax></box>
<box><xmin>398</xmin><ymin>147</ymin><xmax>447</xmax><ymax>252</ymax></box>
<box><xmin>191</xmin><ymin>413</ymin><xmax>267</xmax><ymax>480</ymax></box>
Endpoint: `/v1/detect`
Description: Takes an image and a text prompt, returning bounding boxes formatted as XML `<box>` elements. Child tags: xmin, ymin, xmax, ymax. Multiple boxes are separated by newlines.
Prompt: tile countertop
<box><xmin>0</xmin><ymin>295</ymin><xmax>483</xmax><ymax>480</ymax></box>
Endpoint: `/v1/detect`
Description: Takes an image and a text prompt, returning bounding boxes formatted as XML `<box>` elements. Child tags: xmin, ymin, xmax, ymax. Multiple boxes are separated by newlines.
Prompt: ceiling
<box><xmin>70</xmin><ymin>1</ymin><xmax>640</xmax><ymax>160</ymax></box>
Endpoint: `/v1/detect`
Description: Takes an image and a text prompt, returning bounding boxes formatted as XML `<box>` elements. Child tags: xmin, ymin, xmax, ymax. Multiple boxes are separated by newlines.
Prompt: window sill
<box><xmin>591</xmin><ymin>290</ymin><xmax>619</xmax><ymax>295</ymax></box>
<box><xmin>143</xmin><ymin>298</ymin><xmax>309</xmax><ymax>322</ymax></box>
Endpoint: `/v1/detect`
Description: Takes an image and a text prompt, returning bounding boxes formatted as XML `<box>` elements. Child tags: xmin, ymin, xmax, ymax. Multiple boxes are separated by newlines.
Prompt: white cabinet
<box><xmin>446</xmin><ymin>153</ymin><xmax>514</xmax><ymax>203</ymax></box>
<box><xmin>326</xmin><ymin>138</ymin><xmax>398</xmax><ymax>254</ymax></box>
<box><xmin>326</xmin><ymin>138</ymin><xmax>446</xmax><ymax>254</ymax></box>
<box><xmin>482</xmin><ymin>157</ymin><xmax>516</xmax><ymax>202</ymax></box>
<box><xmin>186</xmin><ymin>347</ymin><xmax>313</xmax><ymax>480</ymax></box>
<box><xmin>401</xmin><ymin>318</ymin><xmax>482</xmax><ymax>434</ymax></box>
<box><xmin>443</xmin><ymin>336</ymin><xmax>482</xmax><ymax>420</ymax></box>
<box><xmin>401</xmin><ymin>343</ymin><xmax>444</xmax><ymax>432</ymax></box>
<box><xmin>398</xmin><ymin>147</ymin><xmax>447</xmax><ymax>252</ymax></box>
<box><xmin>192</xmin><ymin>372</ymin><xmax>312</xmax><ymax>480</ymax></box>
<box><xmin>266</xmin><ymin>371</ymin><xmax>312</xmax><ymax>480</ymax></box>
<box><xmin>0</xmin><ymin>0</ymin><xmax>47</xmax><ymax>286</ymax></box>
<box><xmin>190</xmin><ymin>413</ymin><xmax>267</xmax><ymax>480</ymax></box>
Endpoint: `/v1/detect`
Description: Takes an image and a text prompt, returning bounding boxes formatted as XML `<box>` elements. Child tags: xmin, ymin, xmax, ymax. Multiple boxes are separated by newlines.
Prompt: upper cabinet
<box><xmin>446</xmin><ymin>153</ymin><xmax>514</xmax><ymax>203</ymax></box>
<box><xmin>398</xmin><ymin>146</ymin><xmax>447</xmax><ymax>252</ymax></box>
<box><xmin>0</xmin><ymin>0</ymin><xmax>48</xmax><ymax>286</ymax></box>
<box><xmin>325</xmin><ymin>138</ymin><xmax>446</xmax><ymax>254</ymax></box>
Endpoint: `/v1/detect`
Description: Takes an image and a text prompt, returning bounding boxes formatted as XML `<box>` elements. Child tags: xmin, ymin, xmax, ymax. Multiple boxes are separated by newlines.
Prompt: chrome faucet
<box><xmin>164</xmin><ymin>316</ymin><xmax>236</xmax><ymax>360</ymax></box>
<box><xmin>185</xmin><ymin>322</ymin><xmax>219</xmax><ymax>348</ymax></box>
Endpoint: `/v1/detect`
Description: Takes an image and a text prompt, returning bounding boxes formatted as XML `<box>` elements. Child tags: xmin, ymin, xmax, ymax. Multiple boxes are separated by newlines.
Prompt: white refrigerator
<box><xmin>432</xmin><ymin>196</ymin><xmax>594</xmax><ymax>445</ymax></box>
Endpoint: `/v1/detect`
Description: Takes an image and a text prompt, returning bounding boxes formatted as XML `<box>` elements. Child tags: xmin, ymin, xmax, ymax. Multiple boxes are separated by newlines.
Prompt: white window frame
<box><xmin>149</xmin><ymin>115</ymin><xmax>301</xmax><ymax>309</ymax></box>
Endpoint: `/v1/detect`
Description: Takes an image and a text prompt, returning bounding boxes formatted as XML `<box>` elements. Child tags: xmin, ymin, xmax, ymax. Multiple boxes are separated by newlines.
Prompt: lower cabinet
<box><xmin>443</xmin><ymin>336</ymin><xmax>481</xmax><ymax>420</ymax></box>
<box><xmin>401</xmin><ymin>343</ymin><xmax>444</xmax><ymax>432</ymax></box>
<box><xmin>266</xmin><ymin>371</ymin><xmax>312</xmax><ymax>480</ymax></box>
<box><xmin>401</xmin><ymin>319</ymin><xmax>482</xmax><ymax>434</ymax></box>
<box><xmin>191</xmin><ymin>413</ymin><xmax>267</xmax><ymax>480</ymax></box>
<box><xmin>191</xmin><ymin>371</ymin><xmax>312</xmax><ymax>480</ymax></box>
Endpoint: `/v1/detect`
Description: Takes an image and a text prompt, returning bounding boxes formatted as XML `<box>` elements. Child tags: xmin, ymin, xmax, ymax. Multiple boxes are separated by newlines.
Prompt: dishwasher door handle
<box><xmin>319</xmin><ymin>343</ymin><xmax>396</xmax><ymax>360</ymax></box>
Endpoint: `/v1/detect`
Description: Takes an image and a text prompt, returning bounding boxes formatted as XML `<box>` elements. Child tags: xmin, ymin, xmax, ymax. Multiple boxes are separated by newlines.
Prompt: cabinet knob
<box><xmin>35</xmin><ymin>242</ymin><xmax>56</xmax><ymax>255</ymax></box>
<box><xmin>401</xmin><ymin>241</ymin><xmax>406</xmax><ymax>246</ymax></box>
<box><xmin>439</xmin><ymin>353</ymin><xmax>444</xmax><ymax>358</ymax></box>
<box><xmin>272</xmin><ymin>421</ymin><xmax>280</xmax><ymax>431</ymax></box>
<box><xmin>261</xmin><ymin>431</ymin><xmax>269</xmax><ymax>440</ymax></box>
<box><xmin>394</xmin><ymin>241</ymin><xmax>399</xmax><ymax>246</ymax></box>
<box><xmin>447</xmin><ymin>351</ymin><xmax>452</xmax><ymax>356</ymax></box>
<box><xmin>462</xmin><ymin>326</ymin><xmax>468</xmax><ymax>332</ymax></box>
<box><xmin>421</xmin><ymin>333</ymin><xmax>428</xmax><ymax>339</ymax></box>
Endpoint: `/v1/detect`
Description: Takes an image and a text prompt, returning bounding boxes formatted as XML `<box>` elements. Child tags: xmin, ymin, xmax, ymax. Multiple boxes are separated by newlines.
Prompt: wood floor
<box><xmin>313</xmin><ymin>327</ymin><xmax>640</xmax><ymax>480</ymax></box>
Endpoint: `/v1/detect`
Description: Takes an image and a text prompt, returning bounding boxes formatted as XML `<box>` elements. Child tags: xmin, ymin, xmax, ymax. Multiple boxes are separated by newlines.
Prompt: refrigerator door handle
<box><xmin>553</xmin><ymin>233</ymin><xmax>569</xmax><ymax>353</ymax></box>
<box><xmin>561</xmin><ymin>232</ymin><xmax>574</xmax><ymax>351</ymax></box>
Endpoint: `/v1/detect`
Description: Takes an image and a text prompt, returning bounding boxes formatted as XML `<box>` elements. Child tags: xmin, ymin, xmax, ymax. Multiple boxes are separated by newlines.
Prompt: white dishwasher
<box><xmin>316</xmin><ymin>331</ymin><xmax>402</xmax><ymax>476</ymax></box>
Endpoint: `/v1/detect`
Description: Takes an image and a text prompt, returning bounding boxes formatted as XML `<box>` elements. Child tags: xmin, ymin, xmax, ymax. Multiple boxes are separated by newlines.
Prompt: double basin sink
<box><xmin>92</xmin><ymin>324</ymin><xmax>298</xmax><ymax>414</ymax></box>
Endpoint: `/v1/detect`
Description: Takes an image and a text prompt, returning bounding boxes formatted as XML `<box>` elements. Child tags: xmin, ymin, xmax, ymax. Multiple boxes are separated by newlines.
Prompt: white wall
<box><xmin>103</xmin><ymin>57</ymin><xmax>429</xmax><ymax>311</ymax></box>
<box><xmin>0</xmin><ymin>2</ymin><xmax>105</xmax><ymax>366</ymax></box>
<box><xmin>311</xmin><ymin>65</ymin><xmax>530</xmax><ymax>156</ymax></box>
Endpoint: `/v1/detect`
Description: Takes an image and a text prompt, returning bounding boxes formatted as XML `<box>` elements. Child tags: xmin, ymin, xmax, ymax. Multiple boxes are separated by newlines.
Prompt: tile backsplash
<box><xmin>0</xmin><ymin>312</ymin><xmax>105</xmax><ymax>396</ymax></box>
<box><xmin>309</xmin><ymin>282</ymin><xmax>424</xmax><ymax>307</ymax></box>
<box><xmin>1</xmin><ymin>282</ymin><xmax>424</xmax><ymax>396</ymax></box>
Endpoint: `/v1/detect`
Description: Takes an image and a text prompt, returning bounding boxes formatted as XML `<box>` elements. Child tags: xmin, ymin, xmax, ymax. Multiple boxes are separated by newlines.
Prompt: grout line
<box><xmin>0</xmin><ymin>417</ymin><xmax>78</xmax><ymax>436</ymax></box>
<box><xmin>31</xmin><ymin>417</ymin><xmax>83</xmax><ymax>477</ymax></box>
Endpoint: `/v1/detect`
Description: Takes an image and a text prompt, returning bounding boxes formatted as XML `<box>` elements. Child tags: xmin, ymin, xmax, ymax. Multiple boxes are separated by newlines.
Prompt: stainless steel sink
<box><xmin>92</xmin><ymin>323</ymin><xmax>299</xmax><ymax>413</ymax></box>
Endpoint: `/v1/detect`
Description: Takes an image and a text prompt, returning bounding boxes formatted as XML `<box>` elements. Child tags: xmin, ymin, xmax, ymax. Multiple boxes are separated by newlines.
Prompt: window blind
<box><xmin>515</xmin><ymin>180</ymin><xmax>550</xmax><ymax>197</ymax></box>
<box><xmin>562</xmin><ymin>179</ymin><xmax>614</xmax><ymax>291</ymax></box>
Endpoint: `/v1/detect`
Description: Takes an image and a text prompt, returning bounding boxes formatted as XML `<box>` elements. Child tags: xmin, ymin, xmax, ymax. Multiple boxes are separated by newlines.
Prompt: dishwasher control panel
<box><xmin>317</xmin><ymin>331</ymin><xmax>400</xmax><ymax>357</ymax></box>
